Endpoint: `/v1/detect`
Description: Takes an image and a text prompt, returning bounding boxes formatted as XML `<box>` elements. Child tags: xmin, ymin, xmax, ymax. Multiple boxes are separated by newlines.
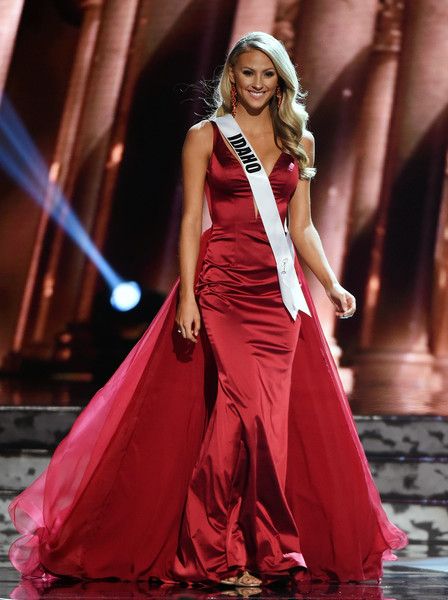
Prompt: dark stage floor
<box><xmin>1</xmin><ymin>556</ymin><xmax>448</xmax><ymax>600</ymax></box>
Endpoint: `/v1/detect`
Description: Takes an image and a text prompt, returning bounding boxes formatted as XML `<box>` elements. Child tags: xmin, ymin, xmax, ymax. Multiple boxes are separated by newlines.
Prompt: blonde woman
<box><xmin>8</xmin><ymin>32</ymin><xmax>407</xmax><ymax>589</ymax></box>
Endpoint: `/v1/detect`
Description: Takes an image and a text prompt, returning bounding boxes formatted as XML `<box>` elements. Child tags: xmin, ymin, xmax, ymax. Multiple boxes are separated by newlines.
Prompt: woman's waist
<box><xmin>194</xmin><ymin>262</ymin><xmax>280</xmax><ymax>297</ymax></box>
<box><xmin>208</xmin><ymin>219</ymin><xmax>268</xmax><ymax>234</ymax></box>
<box><xmin>207</xmin><ymin>224</ymin><xmax>273</xmax><ymax>247</ymax></box>
<box><xmin>203</xmin><ymin>233</ymin><xmax>275</xmax><ymax>268</ymax></box>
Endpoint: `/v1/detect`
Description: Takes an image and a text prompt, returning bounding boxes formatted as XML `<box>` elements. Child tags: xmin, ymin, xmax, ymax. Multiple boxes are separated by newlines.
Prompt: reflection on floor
<box><xmin>1</xmin><ymin>553</ymin><xmax>448</xmax><ymax>599</ymax></box>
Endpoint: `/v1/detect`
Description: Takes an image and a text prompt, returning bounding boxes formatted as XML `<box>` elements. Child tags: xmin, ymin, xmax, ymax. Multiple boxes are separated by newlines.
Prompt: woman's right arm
<box><xmin>175</xmin><ymin>121</ymin><xmax>213</xmax><ymax>343</ymax></box>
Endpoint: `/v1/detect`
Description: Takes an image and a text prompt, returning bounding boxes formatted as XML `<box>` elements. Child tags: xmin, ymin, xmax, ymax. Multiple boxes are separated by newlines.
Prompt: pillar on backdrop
<box><xmin>11</xmin><ymin>0</ymin><xmax>104</xmax><ymax>357</ymax></box>
<box><xmin>431</xmin><ymin>150</ymin><xmax>448</xmax><ymax>403</ymax></box>
<box><xmin>349</xmin><ymin>1</ymin><xmax>404</xmax><ymax>241</ymax></box>
<box><xmin>339</xmin><ymin>0</ymin><xmax>404</xmax><ymax>351</ymax></box>
<box><xmin>76</xmin><ymin>0</ymin><xmax>232</xmax><ymax>313</ymax></box>
<box><xmin>75</xmin><ymin>0</ymin><xmax>193</xmax><ymax>314</ymax></box>
<box><xmin>0</xmin><ymin>0</ymin><xmax>25</xmax><ymax>97</ymax></box>
<box><xmin>292</xmin><ymin>0</ymin><xmax>377</xmax><ymax>380</ymax></box>
<box><xmin>273</xmin><ymin>0</ymin><xmax>301</xmax><ymax>57</ymax></box>
<box><xmin>29</xmin><ymin>0</ymin><xmax>139</xmax><ymax>350</ymax></box>
<box><xmin>75</xmin><ymin>2</ymin><xmax>154</xmax><ymax>322</ymax></box>
<box><xmin>352</xmin><ymin>0</ymin><xmax>448</xmax><ymax>414</ymax></box>
<box><xmin>228</xmin><ymin>0</ymin><xmax>278</xmax><ymax>49</ymax></box>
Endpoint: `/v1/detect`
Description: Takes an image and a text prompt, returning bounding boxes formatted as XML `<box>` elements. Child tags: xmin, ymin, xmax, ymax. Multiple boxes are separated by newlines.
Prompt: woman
<box><xmin>8</xmin><ymin>32</ymin><xmax>408</xmax><ymax>588</ymax></box>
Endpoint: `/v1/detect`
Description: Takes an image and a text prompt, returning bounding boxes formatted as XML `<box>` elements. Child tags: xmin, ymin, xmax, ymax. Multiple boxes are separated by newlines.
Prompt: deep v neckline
<box><xmin>214</xmin><ymin>124</ymin><xmax>288</xmax><ymax>180</ymax></box>
<box><xmin>213</xmin><ymin>124</ymin><xmax>289</xmax><ymax>220</ymax></box>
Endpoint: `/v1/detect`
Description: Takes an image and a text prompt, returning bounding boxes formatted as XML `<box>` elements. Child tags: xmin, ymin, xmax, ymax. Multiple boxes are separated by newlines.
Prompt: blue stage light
<box><xmin>0</xmin><ymin>94</ymin><xmax>141</xmax><ymax>312</ymax></box>
<box><xmin>110</xmin><ymin>281</ymin><xmax>142</xmax><ymax>312</ymax></box>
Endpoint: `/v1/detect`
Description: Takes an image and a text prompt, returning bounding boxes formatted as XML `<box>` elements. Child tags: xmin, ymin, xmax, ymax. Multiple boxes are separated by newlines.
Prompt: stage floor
<box><xmin>1</xmin><ymin>555</ymin><xmax>448</xmax><ymax>599</ymax></box>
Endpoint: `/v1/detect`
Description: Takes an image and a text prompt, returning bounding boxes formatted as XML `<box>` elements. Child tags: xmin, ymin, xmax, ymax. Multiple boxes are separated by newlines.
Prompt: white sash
<box><xmin>210</xmin><ymin>113</ymin><xmax>311</xmax><ymax>319</ymax></box>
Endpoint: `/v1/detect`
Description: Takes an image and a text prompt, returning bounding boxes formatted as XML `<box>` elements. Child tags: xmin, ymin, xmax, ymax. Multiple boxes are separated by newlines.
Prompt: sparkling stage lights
<box><xmin>110</xmin><ymin>281</ymin><xmax>142</xmax><ymax>311</ymax></box>
<box><xmin>0</xmin><ymin>94</ymin><xmax>141</xmax><ymax>312</ymax></box>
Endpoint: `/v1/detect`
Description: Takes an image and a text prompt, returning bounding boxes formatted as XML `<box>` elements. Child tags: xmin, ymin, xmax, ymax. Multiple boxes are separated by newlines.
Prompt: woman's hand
<box><xmin>175</xmin><ymin>295</ymin><xmax>201</xmax><ymax>342</ymax></box>
<box><xmin>325</xmin><ymin>282</ymin><xmax>356</xmax><ymax>319</ymax></box>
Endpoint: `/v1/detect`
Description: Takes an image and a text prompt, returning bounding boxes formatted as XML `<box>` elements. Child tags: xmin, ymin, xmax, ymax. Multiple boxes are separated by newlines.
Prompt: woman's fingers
<box><xmin>331</xmin><ymin>290</ymin><xmax>356</xmax><ymax>318</ymax></box>
<box><xmin>185</xmin><ymin>321</ymin><xmax>198</xmax><ymax>342</ymax></box>
<box><xmin>175</xmin><ymin>298</ymin><xmax>201</xmax><ymax>342</ymax></box>
<box><xmin>339</xmin><ymin>293</ymin><xmax>356</xmax><ymax>318</ymax></box>
<box><xmin>176</xmin><ymin>318</ymin><xmax>201</xmax><ymax>343</ymax></box>
<box><xmin>192</xmin><ymin>315</ymin><xmax>201</xmax><ymax>338</ymax></box>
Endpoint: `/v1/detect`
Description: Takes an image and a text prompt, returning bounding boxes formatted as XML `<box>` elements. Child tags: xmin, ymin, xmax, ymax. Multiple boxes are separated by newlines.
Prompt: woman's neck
<box><xmin>234</xmin><ymin>106</ymin><xmax>273</xmax><ymax>134</ymax></box>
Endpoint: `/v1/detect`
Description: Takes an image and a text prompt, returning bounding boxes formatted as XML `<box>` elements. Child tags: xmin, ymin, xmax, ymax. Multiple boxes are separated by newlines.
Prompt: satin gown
<box><xmin>171</xmin><ymin>121</ymin><xmax>305</xmax><ymax>582</ymax></box>
<box><xmin>8</xmin><ymin>119</ymin><xmax>408</xmax><ymax>587</ymax></box>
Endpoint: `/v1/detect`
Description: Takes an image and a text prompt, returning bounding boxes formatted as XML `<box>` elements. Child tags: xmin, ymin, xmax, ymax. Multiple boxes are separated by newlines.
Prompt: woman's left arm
<box><xmin>288</xmin><ymin>131</ymin><xmax>356</xmax><ymax>319</ymax></box>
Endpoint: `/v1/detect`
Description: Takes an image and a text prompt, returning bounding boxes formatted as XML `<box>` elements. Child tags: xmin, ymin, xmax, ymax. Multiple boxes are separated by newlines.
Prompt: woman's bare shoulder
<box><xmin>300</xmin><ymin>129</ymin><xmax>315</xmax><ymax>147</ymax></box>
<box><xmin>184</xmin><ymin>119</ymin><xmax>214</xmax><ymax>154</ymax></box>
<box><xmin>300</xmin><ymin>129</ymin><xmax>315</xmax><ymax>162</ymax></box>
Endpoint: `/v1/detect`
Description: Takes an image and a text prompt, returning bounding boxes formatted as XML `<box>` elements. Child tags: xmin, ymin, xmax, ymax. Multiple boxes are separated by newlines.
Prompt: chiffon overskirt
<box><xmin>8</xmin><ymin>225</ymin><xmax>408</xmax><ymax>583</ymax></box>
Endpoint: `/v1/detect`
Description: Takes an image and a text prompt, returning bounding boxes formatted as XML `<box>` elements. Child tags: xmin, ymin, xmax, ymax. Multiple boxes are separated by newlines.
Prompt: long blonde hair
<box><xmin>209</xmin><ymin>31</ymin><xmax>316</xmax><ymax>180</ymax></box>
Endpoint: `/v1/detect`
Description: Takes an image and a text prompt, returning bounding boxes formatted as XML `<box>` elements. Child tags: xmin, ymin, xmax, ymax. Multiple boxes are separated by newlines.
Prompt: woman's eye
<box><xmin>242</xmin><ymin>70</ymin><xmax>275</xmax><ymax>77</ymax></box>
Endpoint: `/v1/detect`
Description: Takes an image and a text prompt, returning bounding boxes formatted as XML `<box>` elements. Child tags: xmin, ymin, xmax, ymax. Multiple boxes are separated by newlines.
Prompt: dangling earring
<box><xmin>231</xmin><ymin>82</ymin><xmax>238</xmax><ymax>117</ymax></box>
<box><xmin>276</xmin><ymin>84</ymin><xmax>283</xmax><ymax>110</ymax></box>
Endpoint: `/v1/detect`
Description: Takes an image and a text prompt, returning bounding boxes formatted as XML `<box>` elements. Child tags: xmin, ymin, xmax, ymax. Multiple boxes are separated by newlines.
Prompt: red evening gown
<box><xmin>8</xmin><ymin>120</ymin><xmax>408</xmax><ymax>585</ymax></box>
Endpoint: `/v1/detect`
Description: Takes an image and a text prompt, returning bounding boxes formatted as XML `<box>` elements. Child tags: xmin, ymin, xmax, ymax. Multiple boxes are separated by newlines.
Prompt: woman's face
<box><xmin>229</xmin><ymin>49</ymin><xmax>279</xmax><ymax>113</ymax></box>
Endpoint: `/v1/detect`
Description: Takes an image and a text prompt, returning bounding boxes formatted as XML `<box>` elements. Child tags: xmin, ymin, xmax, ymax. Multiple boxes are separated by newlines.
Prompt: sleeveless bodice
<box><xmin>194</xmin><ymin>120</ymin><xmax>300</xmax><ymax>300</ymax></box>
<box><xmin>204</xmin><ymin>120</ymin><xmax>299</xmax><ymax>226</ymax></box>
